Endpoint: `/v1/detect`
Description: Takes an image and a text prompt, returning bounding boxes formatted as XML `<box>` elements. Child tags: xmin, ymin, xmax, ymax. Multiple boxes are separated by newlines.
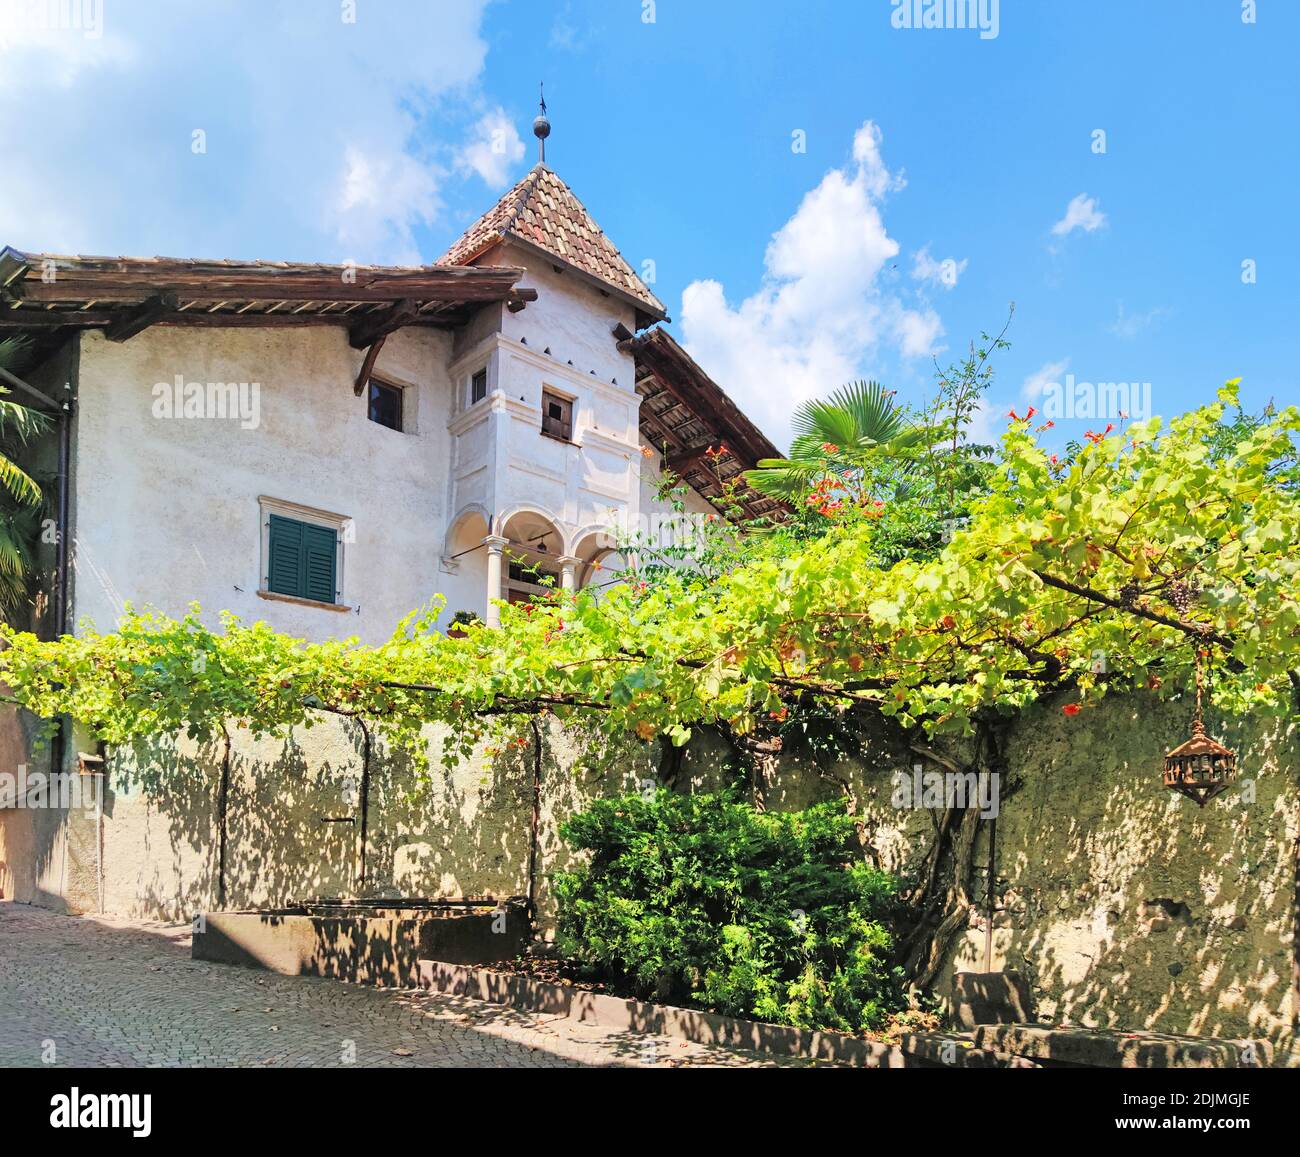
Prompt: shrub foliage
<box><xmin>553</xmin><ymin>790</ymin><xmax>903</xmax><ymax>1032</ymax></box>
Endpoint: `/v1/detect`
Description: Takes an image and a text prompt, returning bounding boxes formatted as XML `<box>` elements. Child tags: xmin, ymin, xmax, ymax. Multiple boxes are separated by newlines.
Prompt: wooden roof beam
<box><xmin>353</xmin><ymin>334</ymin><xmax>388</xmax><ymax>397</ymax></box>
<box><xmin>15</xmin><ymin>275</ymin><xmax>527</xmax><ymax>306</ymax></box>
<box><xmin>348</xmin><ymin>298</ymin><xmax>419</xmax><ymax>350</ymax></box>
<box><xmin>636</xmin><ymin>403</ymin><xmax>683</xmax><ymax>457</ymax></box>
<box><xmin>506</xmin><ymin>288</ymin><xmax>537</xmax><ymax>313</ymax></box>
<box><xmin>664</xmin><ymin>443</ymin><xmax>718</xmax><ymax>475</ymax></box>
<box><xmin>0</xmin><ymin>306</ymin><xmax>116</xmax><ymax>327</ymax></box>
<box><xmin>104</xmin><ymin>291</ymin><xmax>178</xmax><ymax>343</ymax></box>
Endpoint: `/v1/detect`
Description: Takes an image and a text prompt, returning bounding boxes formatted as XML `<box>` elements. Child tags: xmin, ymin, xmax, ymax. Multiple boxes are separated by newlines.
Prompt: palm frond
<box><xmin>791</xmin><ymin>380</ymin><xmax>909</xmax><ymax>447</ymax></box>
<box><xmin>0</xmin><ymin>571</ymin><xmax>30</xmax><ymax>619</ymax></box>
<box><xmin>0</xmin><ymin>337</ymin><xmax>29</xmax><ymax>371</ymax></box>
<box><xmin>0</xmin><ymin>452</ymin><xmax>42</xmax><ymax>506</ymax></box>
<box><xmin>0</xmin><ymin>528</ymin><xmax>28</xmax><ymax>575</ymax></box>
<box><xmin>0</xmin><ymin>394</ymin><xmax>51</xmax><ymax>442</ymax></box>
<box><xmin>747</xmin><ymin>465</ymin><xmax>822</xmax><ymax>500</ymax></box>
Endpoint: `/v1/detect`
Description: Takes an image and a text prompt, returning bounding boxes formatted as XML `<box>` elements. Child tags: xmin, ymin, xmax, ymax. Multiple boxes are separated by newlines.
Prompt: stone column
<box><xmin>558</xmin><ymin>556</ymin><xmax>580</xmax><ymax>592</ymax></box>
<box><xmin>484</xmin><ymin>535</ymin><xmax>508</xmax><ymax>627</ymax></box>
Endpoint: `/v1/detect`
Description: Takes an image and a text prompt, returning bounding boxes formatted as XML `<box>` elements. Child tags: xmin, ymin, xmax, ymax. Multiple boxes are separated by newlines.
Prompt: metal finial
<box><xmin>533</xmin><ymin>82</ymin><xmax>550</xmax><ymax>164</ymax></box>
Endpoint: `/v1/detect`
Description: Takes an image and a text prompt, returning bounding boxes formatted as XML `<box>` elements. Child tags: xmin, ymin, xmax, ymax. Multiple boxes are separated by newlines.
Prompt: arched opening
<box><xmin>572</xmin><ymin>529</ymin><xmax>633</xmax><ymax>595</ymax></box>
<box><xmin>498</xmin><ymin>509</ymin><xmax>565</xmax><ymax>606</ymax></box>
<box><xmin>442</xmin><ymin>507</ymin><xmax>491</xmax><ymax>629</ymax></box>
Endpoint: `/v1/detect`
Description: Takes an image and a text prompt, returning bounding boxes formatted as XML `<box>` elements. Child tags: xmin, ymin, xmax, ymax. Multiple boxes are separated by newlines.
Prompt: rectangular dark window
<box><xmin>368</xmin><ymin>379</ymin><xmax>403</xmax><ymax>431</ymax></box>
<box><xmin>541</xmin><ymin>390</ymin><xmax>573</xmax><ymax>441</ymax></box>
<box><xmin>267</xmin><ymin>514</ymin><xmax>338</xmax><ymax>604</ymax></box>
<box><xmin>470</xmin><ymin>368</ymin><xmax>488</xmax><ymax>405</ymax></box>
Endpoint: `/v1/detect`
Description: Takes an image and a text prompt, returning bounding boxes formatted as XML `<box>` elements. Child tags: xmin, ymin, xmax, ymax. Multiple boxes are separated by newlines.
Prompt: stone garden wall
<box><xmin>1</xmin><ymin>690</ymin><xmax>1295</xmax><ymax>1052</ymax></box>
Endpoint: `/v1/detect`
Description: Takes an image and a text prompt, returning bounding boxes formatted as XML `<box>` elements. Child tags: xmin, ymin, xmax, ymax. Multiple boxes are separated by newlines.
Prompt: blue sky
<box><xmin>1</xmin><ymin>0</ymin><xmax>1296</xmax><ymax>450</ymax></box>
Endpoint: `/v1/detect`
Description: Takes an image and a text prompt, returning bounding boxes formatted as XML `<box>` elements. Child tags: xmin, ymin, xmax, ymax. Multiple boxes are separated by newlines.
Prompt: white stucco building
<box><xmin>0</xmin><ymin>155</ymin><xmax>782</xmax><ymax>645</ymax></box>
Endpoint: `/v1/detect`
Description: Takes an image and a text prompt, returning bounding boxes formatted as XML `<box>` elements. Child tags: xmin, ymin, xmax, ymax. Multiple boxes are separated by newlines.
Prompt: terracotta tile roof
<box><xmin>440</xmin><ymin>165</ymin><xmax>666</xmax><ymax>321</ymax></box>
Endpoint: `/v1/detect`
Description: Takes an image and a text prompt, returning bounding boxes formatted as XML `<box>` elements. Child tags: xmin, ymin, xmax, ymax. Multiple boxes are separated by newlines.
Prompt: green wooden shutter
<box><xmin>267</xmin><ymin>515</ymin><xmax>303</xmax><ymax>596</ymax></box>
<box><xmin>303</xmin><ymin>523</ymin><xmax>338</xmax><ymax>604</ymax></box>
<box><xmin>268</xmin><ymin>514</ymin><xmax>338</xmax><ymax>603</ymax></box>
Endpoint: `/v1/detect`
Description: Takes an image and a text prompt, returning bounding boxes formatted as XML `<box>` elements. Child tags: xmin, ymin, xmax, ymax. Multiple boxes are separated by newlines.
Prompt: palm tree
<box><xmin>0</xmin><ymin>338</ymin><xmax>51</xmax><ymax>619</ymax></box>
<box><xmin>745</xmin><ymin>379</ymin><xmax>923</xmax><ymax>502</ymax></box>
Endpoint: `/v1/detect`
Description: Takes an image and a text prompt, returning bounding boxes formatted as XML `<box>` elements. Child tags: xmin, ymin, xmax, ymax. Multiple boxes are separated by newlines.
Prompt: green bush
<box><xmin>553</xmin><ymin>789</ymin><xmax>904</xmax><ymax>1033</ymax></box>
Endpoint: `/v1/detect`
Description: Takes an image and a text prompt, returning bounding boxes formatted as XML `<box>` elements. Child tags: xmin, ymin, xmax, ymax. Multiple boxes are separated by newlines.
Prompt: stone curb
<box><xmin>973</xmin><ymin>1024</ymin><xmax>1277</xmax><ymax>1069</ymax></box>
<box><xmin>416</xmin><ymin>960</ymin><xmax>1034</xmax><ymax>1068</ymax></box>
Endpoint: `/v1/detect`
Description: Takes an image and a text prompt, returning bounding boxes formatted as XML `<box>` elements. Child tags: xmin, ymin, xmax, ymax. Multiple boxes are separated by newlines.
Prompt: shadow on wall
<box><xmin>7</xmin><ymin>690</ymin><xmax>1296</xmax><ymax>1049</ymax></box>
<box><xmin>366</xmin><ymin>723</ymin><xmax>532</xmax><ymax>905</ymax></box>
<box><xmin>93</xmin><ymin>713</ymin><xmax>651</xmax><ymax>927</ymax></box>
<box><xmin>749</xmin><ymin>691</ymin><xmax>1298</xmax><ymax>1052</ymax></box>
<box><xmin>0</xmin><ymin>706</ymin><xmax>64</xmax><ymax>909</ymax></box>
<box><xmin>971</xmin><ymin>697</ymin><xmax>1298</xmax><ymax>1052</ymax></box>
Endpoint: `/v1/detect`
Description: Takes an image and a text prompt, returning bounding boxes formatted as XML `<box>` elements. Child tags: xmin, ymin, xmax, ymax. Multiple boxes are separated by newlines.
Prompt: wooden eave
<box><xmin>0</xmin><ymin>250</ymin><xmax>538</xmax><ymax>347</ymax></box>
<box><xmin>623</xmin><ymin>326</ymin><xmax>789</xmax><ymax>523</ymax></box>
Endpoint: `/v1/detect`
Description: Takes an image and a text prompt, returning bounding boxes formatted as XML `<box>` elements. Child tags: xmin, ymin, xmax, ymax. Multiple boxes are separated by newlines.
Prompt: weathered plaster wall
<box><xmin>70</xmin><ymin>289</ymin><xmax>712</xmax><ymax>641</ymax></box>
<box><xmin>754</xmin><ymin>691</ymin><xmax>1299</xmax><ymax>1050</ymax></box>
<box><xmin>7</xmin><ymin>692</ymin><xmax>1295</xmax><ymax>1051</ymax></box>
<box><xmin>0</xmin><ymin>709</ymin><xmax>62</xmax><ymax>907</ymax></box>
<box><xmin>445</xmin><ymin>244</ymin><xmax>653</xmax><ymax>563</ymax></box>
<box><xmin>88</xmin><ymin>716</ymin><xmax>651</xmax><ymax>924</ymax></box>
<box><xmin>71</xmin><ymin>324</ymin><xmax>465</xmax><ymax>645</ymax></box>
<box><xmin>953</xmin><ymin>696</ymin><xmax>1297</xmax><ymax>1045</ymax></box>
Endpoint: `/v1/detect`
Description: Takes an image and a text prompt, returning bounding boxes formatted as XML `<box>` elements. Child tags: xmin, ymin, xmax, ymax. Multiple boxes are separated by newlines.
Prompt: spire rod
<box><xmin>533</xmin><ymin>82</ymin><xmax>551</xmax><ymax>165</ymax></box>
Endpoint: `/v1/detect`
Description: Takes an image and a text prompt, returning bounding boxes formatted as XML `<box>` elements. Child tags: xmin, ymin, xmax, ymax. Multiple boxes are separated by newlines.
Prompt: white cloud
<box><xmin>333</xmin><ymin>147</ymin><xmax>441</xmax><ymax>266</ymax></box>
<box><xmin>679</xmin><ymin>121</ymin><xmax>942</xmax><ymax>451</ymax></box>
<box><xmin>0</xmin><ymin>1</ymin><xmax>495</xmax><ymax>264</ymax></box>
<box><xmin>1051</xmin><ymin>194</ymin><xmax>1106</xmax><ymax>237</ymax></box>
<box><xmin>965</xmin><ymin>397</ymin><xmax>1001</xmax><ymax>447</ymax></box>
<box><xmin>549</xmin><ymin>2</ymin><xmax>590</xmax><ymax>52</ymax></box>
<box><xmin>1110</xmin><ymin>301</ymin><xmax>1171</xmax><ymax>339</ymax></box>
<box><xmin>458</xmin><ymin>109</ymin><xmax>527</xmax><ymax>190</ymax></box>
<box><xmin>889</xmin><ymin>302</ymin><xmax>944</xmax><ymax>357</ymax></box>
<box><xmin>911</xmin><ymin>245</ymin><xmax>967</xmax><ymax>290</ymax></box>
<box><xmin>851</xmin><ymin>120</ymin><xmax>906</xmax><ymax>200</ymax></box>
<box><xmin>1023</xmin><ymin>359</ymin><xmax>1070</xmax><ymax>401</ymax></box>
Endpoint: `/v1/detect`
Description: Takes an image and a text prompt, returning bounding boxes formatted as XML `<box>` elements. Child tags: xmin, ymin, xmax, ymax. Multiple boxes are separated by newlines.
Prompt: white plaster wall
<box><xmin>72</xmin><ymin>325</ymin><xmax>467</xmax><ymax>645</ymax></box>
<box><xmin>445</xmin><ymin>242</ymin><xmax>668</xmax><ymax>561</ymax></box>
<box><xmin>493</xmin><ymin>242</ymin><xmax>637</xmax><ymax>387</ymax></box>
<box><xmin>71</xmin><ymin>254</ymin><xmax>739</xmax><ymax>641</ymax></box>
<box><xmin>640</xmin><ymin>459</ymin><xmax>720</xmax><ymax>520</ymax></box>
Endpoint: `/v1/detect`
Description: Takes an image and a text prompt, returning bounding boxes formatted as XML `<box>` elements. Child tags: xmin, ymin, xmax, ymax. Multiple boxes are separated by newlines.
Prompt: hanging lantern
<box><xmin>1163</xmin><ymin>650</ymin><xmax>1237</xmax><ymax>807</ymax></box>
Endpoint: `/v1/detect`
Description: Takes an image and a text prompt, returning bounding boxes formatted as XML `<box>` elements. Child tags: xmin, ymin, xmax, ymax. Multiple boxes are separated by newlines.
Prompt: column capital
<box><xmin>557</xmin><ymin>555</ymin><xmax>580</xmax><ymax>592</ymax></box>
<box><xmin>483</xmin><ymin>534</ymin><xmax>510</xmax><ymax>554</ymax></box>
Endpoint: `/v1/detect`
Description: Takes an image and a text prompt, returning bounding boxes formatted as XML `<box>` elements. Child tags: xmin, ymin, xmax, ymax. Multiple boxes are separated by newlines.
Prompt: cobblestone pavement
<box><xmin>0</xmin><ymin>903</ymin><xmax>820</xmax><ymax>1068</ymax></box>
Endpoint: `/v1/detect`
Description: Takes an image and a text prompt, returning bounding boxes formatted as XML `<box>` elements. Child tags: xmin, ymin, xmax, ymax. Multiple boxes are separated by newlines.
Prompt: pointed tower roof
<box><xmin>439</xmin><ymin>164</ymin><xmax>667</xmax><ymax>324</ymax></box>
